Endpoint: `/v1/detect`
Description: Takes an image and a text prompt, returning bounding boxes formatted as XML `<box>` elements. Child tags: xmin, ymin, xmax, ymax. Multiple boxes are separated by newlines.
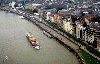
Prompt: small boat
<box><xmin>43</xmin><ymin>31</ymin><xmax>53</xmax><ymax>38</ymax></box>
<box><xmin>26</xmin><ymin>32</ymin><xmax>40</xmax><ymax>49</ymax></box>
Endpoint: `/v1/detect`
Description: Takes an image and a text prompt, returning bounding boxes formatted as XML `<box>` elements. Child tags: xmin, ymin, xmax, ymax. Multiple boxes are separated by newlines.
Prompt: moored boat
<box><xmin>43</xmin><ymin>31</ymin><xmax>53</xmax><ymax>38</ymax></box>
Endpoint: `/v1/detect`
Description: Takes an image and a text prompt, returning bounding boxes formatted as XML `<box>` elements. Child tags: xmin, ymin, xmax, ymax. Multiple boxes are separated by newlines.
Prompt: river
<box><xmin>0</xmin><ymin>11</ymin><xmax>79</xmax><ymax>64</ymax></box>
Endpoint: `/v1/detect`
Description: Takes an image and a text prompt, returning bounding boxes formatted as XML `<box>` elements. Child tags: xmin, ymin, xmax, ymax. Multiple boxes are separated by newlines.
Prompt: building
<box><xmin>24</xmin><ymin>3</ymin><xmax>42</xmax><ymax>11</ymax></box>
<box><xmin>49</xmin><ymin>13</ymin><xmax>62</xmax><ymax>23</ymax></box>
<box><xmin>83</xmin><ymin>12</ymin><xmax>96</xmax><ymax>25</ymax></box>
<box><xmin>97</xmin><ymin>38</ymin><xmax>100</xmax><ymax>51</ymax></box>
<box><xmin>63</xmin><ymin>18</ymin><xmax>74</xmax><ymax>34</ymax></box>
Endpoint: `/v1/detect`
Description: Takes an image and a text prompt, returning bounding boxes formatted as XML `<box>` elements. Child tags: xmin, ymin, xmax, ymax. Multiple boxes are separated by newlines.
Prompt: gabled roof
<box><xmin>91</xmin><ymin>16</ymin><xmax>100</xmax><ymax>23</ymax></box>
<box><xmin>83</xmin><ymin>13</ymin><xmax>96</xmax><ymax>21</ymax></box>
<box><xmin>49</xmin><ymin>13</ymin><xmax>62</xmax><ymax>17</ymax></box>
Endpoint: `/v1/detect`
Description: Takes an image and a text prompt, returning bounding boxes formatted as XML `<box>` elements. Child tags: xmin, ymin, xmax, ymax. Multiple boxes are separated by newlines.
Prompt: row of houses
<box><xmin>39</xmin><ymin>9</ymin><xmax>100</xmax><ymax>51</ymax></box>
<box><xmin>21</xmin><ymin>2</ymin><xmax>100</xmax><ymax>51</ymax></box>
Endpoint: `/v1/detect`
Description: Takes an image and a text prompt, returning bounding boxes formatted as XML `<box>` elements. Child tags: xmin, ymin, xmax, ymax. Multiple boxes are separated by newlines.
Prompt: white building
<box><xmin>63</xmin><ymin>19</ymin><xmax>74</xmax><ymax>34</ymax></box>
<box><xmin>46</xmin><ymin>12</ymin><xmax>51</xmax><ymax>20</ymax></box>
<box><xmin>11</xmin><ymin>1</ymin><xmax>16</xmax><ymax>9</ymax></box>
<box><xmin>76</xmin><ymin>22</ymin><xmax>83</xmax><ymax>38</ymax></box>
<box><xmin>84</xmin><ymin>28</ymin><xmax>95</xmax><ymax>44</ymax></box>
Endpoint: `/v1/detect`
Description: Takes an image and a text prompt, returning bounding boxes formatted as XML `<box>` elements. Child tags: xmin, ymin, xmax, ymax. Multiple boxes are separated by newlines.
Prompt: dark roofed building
<box><xmin>84</xmin><ymin>13</ymin><xmax>96</xmax><ymax>20</ymax></box>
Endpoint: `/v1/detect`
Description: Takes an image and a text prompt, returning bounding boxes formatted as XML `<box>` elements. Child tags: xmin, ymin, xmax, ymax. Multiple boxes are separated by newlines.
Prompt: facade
<box><xmin>85</xmin><ymin>28</ymin><xmax>95</xmax><ymax>43</ymax></box>
<box><xmin>63</xmin><ymin>19</ymin><xmax>74</xmax><ymax>34</ymax></box>
<box><xmin>49</xmin><ymin>13</ymin><xmax>62</xmax><ymax>23</ymax></box>
<box><xmin>83</xmin><ymin>13</ymin><xmax>96</xmax><ymax>25</ymax></box>
<box><xmin>25</xmin><ymin>3</ymin><xmax>42</xmax><ymax>11</ymax></box>
<box><xmin>76</xmin><ymin>23</ymin><xmax>82</xmax><ymax>38</ymax></box>
<box><xmin>97</xmin><ymin>38</ymin><xmax>100</xmax><ymax>51</ymax></box>
<box><xmin>74</xmin><ymin>12</ymin><xmax>98</xmax><ymax>48</ymax></box>
<box><xmin>83</xmin><ymin>13</ymin><xmax>99</xmax><ymax>48</ymax></box>
<box><xmin>24</xmin><ymin>3</ymin><xmax>33</xmax><ymax>10</ymax></box>
<box><xmin>46</xmin><ymin>12</ymin><xmax>51</xmax><ymax>20</ymax></box>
